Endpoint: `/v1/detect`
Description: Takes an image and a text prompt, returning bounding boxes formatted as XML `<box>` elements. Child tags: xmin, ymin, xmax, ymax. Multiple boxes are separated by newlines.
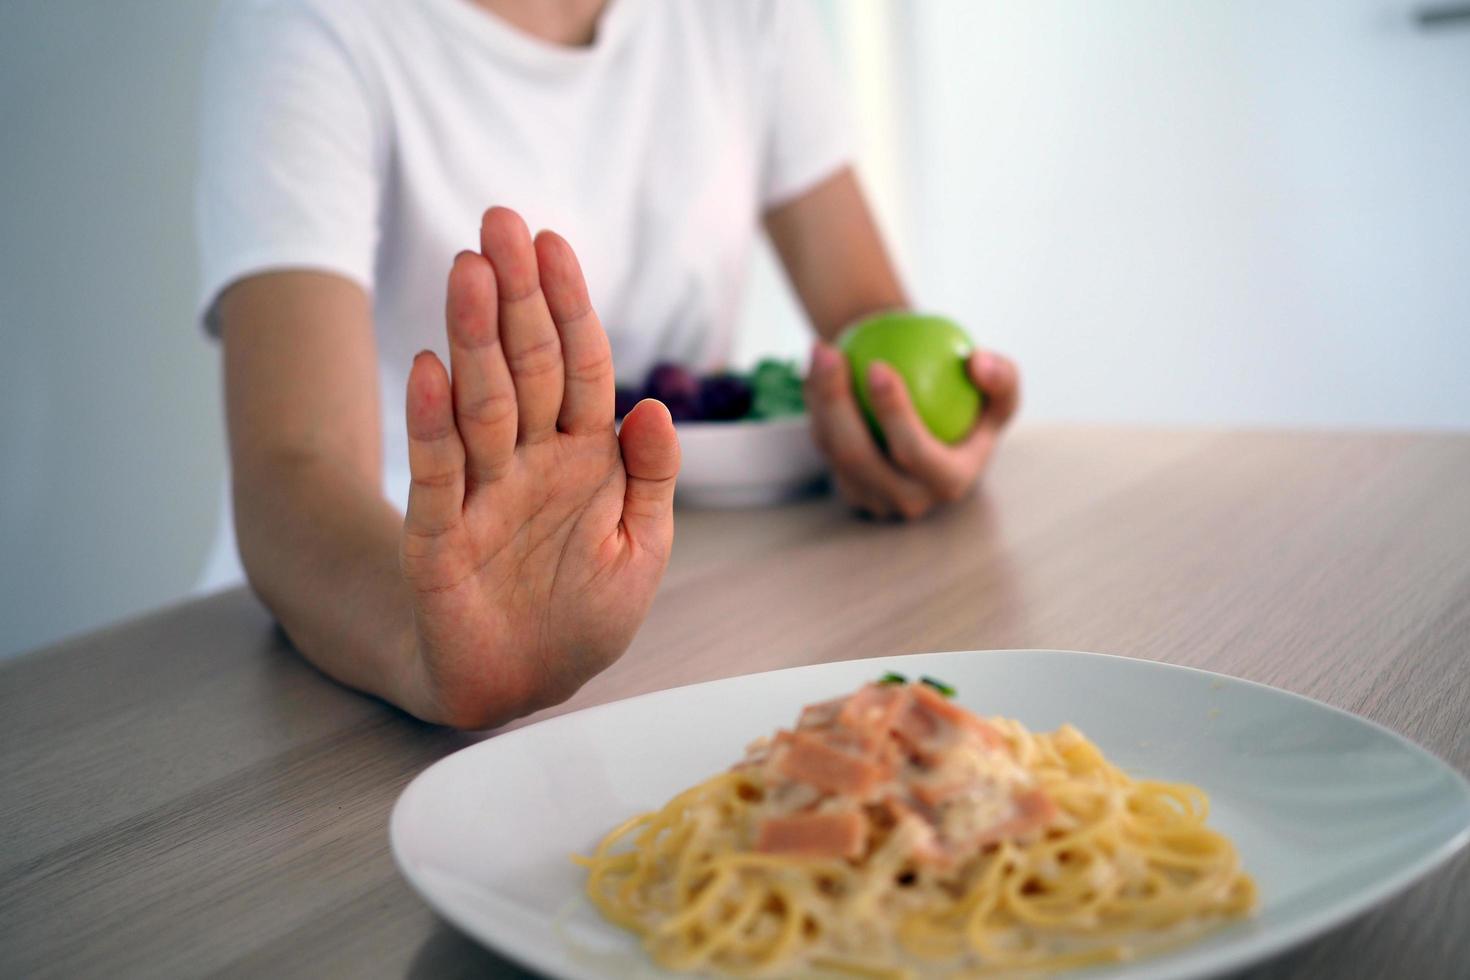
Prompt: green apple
<box><xmin>838</xmin><ymin>312</ymin><xmax>982</xmax><ymax>445</ymax></box>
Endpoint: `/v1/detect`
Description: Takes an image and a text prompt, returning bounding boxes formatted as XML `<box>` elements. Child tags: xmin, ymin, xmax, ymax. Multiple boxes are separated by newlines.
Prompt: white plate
<box><xmin>390</xmin><ymin>650</ymin><xmax>1470</xmax><ymax>979</ymax></box>
<box><xmin>673</xmin><ymin>416</ymin><xmax>827</xmax><ymax>508</ymax></box>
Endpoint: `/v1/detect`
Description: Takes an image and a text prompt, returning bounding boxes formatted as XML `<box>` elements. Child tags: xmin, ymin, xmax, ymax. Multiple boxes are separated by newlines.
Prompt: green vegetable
<box><xmin>747</xmin><ymin>358</ymin><xmax>805</xmax><ymax>420</ymax></box>
<box><xmin>877</xmin><ymin>671</ymin><xmax>908</xmax><ymax>686</ymax></box>
<box><xmin>919</xmin><ymin>675</ymin><xmax>956</xmax><ymax>698</ymax></box>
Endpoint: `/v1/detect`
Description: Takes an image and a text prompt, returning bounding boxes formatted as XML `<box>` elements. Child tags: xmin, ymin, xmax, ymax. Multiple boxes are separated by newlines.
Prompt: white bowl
<box><xmin>672</xmin><ymin>415</ymin><xmax>828</xmax><ymax>508</ymax></box>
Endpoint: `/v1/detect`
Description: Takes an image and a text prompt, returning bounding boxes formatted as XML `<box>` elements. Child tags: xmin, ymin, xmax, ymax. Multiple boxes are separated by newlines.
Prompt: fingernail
<box><xmin>634</xmin><ymin>397</ymin><xmax>672</xmax><ymax>422</ymax></box>
<box><xmin>976</xmin><ymin>351</ymin><xmax>998</xmax><ymax>383</ymax></box>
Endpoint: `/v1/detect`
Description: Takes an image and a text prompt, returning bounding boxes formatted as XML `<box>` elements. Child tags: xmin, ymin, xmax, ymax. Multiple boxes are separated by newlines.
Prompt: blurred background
<box><xmin>2</xmin><ymin>0</ymin><xmax>1467</xmax><ymax>660</ymax></box>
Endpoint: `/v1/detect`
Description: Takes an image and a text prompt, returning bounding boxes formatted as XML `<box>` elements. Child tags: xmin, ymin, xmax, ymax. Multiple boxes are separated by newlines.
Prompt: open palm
<box><xmin>398</xmin><ymin>207</ymin><xmax>679</xmax><ymax>729</ymax></box>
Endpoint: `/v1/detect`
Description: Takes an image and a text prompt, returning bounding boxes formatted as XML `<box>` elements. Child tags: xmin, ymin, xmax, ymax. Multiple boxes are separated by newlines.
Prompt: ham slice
<box><xmin>797</xmin><ymin>696</ymin><xmax>846</xmax><ymax>730</ymax></box>
<box><xmin>774</xmin><ymin>729</ymin><xmax>890</xmax><ymax>797</ymax></box>
<box><xmin>756</xmin><ymin>810</ymin><xmax>869</xmax><ymax>859</ymax></box>
<box><xmin>970</xmin><ymin>788</ymin><xmax>1058</xmax><ymax>847</ymax></box>
<box><xmin>836</xmin><ymin>684</ymin><xmax>910</xmax><ymax>742</ymax></box>
<box><xmin>910</xmin><ymin>778</ymin><xmax>969</xmax><ymax>808</ymax></box>
<box><xmin>898</xmin><ymin>684</ymin><xmax>1009</xmax><ymax>752</ymax></box>
<box><xmin>751</xmin><ymin>682</ymin><xmax>1056</xmax><ymax>865</ymax></box>
<box><xmin>882</xmin><ymin>797</ymin><xmax>948</xmax><ymax>865</ymax></box>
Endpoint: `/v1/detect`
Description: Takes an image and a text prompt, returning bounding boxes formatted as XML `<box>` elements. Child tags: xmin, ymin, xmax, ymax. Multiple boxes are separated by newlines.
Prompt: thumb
<box><xmin>618</xmin><ymin>398</ymin><xmax>680</xmax><ymax>548</ymax></box>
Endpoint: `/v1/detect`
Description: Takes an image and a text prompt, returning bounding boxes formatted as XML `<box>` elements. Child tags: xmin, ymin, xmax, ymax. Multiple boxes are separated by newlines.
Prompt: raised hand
<box><xmin>804</xmin><ymin>341</ymin><xmax>1020</xmax><ymax>520</ymax></box>
<box><xmin>398</xmin><ymin>207</ymin><xmax>680</xmax><ymax>729</ymax></box>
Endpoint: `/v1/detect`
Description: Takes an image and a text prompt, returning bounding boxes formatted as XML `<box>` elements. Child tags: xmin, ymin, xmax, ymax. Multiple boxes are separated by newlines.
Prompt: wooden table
<box><xmin>3</xmin><ymin>427</ymin><xmax>1467</xmax><ymax>978</ymax></box>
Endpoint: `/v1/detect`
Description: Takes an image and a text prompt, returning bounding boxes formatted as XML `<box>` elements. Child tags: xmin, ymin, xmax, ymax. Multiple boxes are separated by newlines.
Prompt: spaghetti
<box><xmin>576</xmin><ymin>677</ymin><xmax>1254</xmax><ymax>977</ymax></box>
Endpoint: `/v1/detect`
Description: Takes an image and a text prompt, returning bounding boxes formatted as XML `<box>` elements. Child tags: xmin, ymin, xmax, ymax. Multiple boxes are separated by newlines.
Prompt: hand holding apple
<box><xmin>841</xmin><ymin>313</ymin><xmax>983</xmax><ymax>444</ymax></box>
<box><xmin>804</xmin><ymin>312</ymin><xmax>1020</xmax><ymax>520</ymax></box>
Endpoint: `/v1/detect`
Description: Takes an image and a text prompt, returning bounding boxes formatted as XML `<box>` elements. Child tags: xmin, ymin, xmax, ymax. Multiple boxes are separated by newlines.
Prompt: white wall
<box><xmin>3</xmin><ymin>0</ymin><xmax>1466</xmax><ymax>659</ymax></box>
<box><xmin>0</xmin><ymin>2</ymin><xmax>227</xmax><ymax>658</ymax></box>
<box><xmin>745</xmin><ymin>1</ymin><xmax>1470</xmax><ymax>426</ymax></box>
<box><xmin>901</xmin><ymin>0</ymin><xmax>1470</xmax><ymax>427</ymax></box>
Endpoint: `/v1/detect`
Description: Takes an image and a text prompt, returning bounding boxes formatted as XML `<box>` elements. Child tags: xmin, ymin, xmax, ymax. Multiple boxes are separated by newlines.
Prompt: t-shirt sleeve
<box><xmin>195</xmin><ymin>0</ymin><xmax>384</xmax><ymax>334</ymax></box>
<box><xmin>757</xmin><ymin>0</ymin><xmax>855</xmax><ymax>211</ymax></box>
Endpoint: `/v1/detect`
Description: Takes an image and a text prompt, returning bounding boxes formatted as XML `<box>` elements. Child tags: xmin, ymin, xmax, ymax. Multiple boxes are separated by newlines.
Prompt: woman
<box><xmin>197</xmin><ymin>0</ymin><xmax>1020</xmax><ymax>728</ymax></box>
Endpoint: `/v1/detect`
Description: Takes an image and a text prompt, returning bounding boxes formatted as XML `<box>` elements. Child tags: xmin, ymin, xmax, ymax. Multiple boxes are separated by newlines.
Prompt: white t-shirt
<box><xmin>194</xmin><ymin>0</ymin><xmax>852</xmax><ymax>590</ymax></box>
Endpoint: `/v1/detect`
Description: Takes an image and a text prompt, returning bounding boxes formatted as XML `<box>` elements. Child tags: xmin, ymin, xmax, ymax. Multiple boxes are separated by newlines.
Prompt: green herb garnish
<box><xmin>920</xmin><ymin>676</ymin><xmax>956</xmax><ymax>698</ymax></box>
<box><xmin>877</xmin><ymin>671</ymin><xmax>908</xmax><ymax>686</ymax></box>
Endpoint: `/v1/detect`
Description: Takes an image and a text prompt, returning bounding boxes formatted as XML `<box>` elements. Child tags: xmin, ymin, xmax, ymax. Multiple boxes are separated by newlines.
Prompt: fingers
<box><xmin>953</xmin><ymin>348</ymin><xmax>1020</xmax><ymax>469</ymax></box>
<box><xmin>969</xmin><ymin>349</ymin><xmax>1020</xmax><ymax>431</ymax></box>
<box><xmin>617</xmin><ymin>398</ymin><xmax>680</xmax><ymax>549</ymax></box>
<box><xmin>535</xmin><ymin>230</ymin><xmax>614</xmax><ymax>435</ymax></box>
<box><xmin>445</xmin><ymin>250</ymin><xmax>517</xmax><ymax>484</ymax></box>
<box><xmin>404</xmin><ymin>351</ymin><xmax>466</xmax><ymax>541</ymax></box>
<box><xmin>480</xmin><ymin>207</ymin><xmax>564</xmax><ymax>443</ymax></box>
<box><xmin>805</xmin><ymin>342</ymin><xmax>934</xmax><ymax>520</ymax></box>
<box><xmin>865</xmin><ymin>361</ymin><xmax>971</xmax><ymax>503</ymax></box>
<box><xmin>808</xmin><ymin>342</ymin><xmax>1020</xmax><ymax>519</ymax></box>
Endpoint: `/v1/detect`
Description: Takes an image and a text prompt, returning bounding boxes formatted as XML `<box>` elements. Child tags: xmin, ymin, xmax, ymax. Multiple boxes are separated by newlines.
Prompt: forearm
<box><xmin>214</xmin><ymin>272</ymin><xmax>439</xmax><ymax>718</ymax></box>
<box><xmin>232</xmin><ymin>452</ymin><xmax>436</xmax><ymax>721</ymax></box>
<box><xmin>765</xmin><ymin>167</ymin><xmax>908</xmax><ymax>340</ymax></box>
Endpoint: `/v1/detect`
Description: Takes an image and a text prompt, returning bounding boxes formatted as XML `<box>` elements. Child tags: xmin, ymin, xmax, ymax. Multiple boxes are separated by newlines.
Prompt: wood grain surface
<box><xmin>2</xmin><ymin>426</ymin><xmax>1467</xmax><ymax>978</ymax></box>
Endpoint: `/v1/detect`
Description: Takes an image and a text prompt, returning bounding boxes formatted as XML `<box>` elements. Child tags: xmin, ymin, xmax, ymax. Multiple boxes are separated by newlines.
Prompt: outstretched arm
<box><xmin>221</xmin><ymin>207</ymin><xmax>679</xmax><ymax>728</ymax></box>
